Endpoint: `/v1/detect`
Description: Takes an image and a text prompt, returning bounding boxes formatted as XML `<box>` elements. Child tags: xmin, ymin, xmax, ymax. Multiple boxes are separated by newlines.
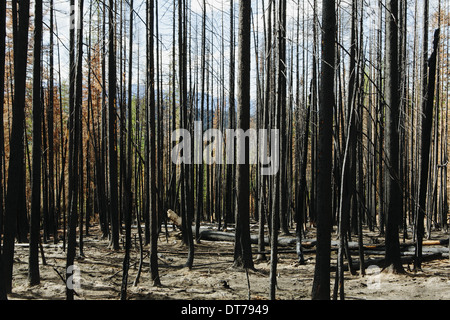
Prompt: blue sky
<box><xmin>44</xmin><ymin>0</ymin><xmax>445</xmax><ymax>108</ymax></box>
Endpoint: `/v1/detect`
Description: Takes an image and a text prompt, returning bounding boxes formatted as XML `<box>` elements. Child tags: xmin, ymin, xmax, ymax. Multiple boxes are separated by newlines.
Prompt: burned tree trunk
<box><xmin>415</xmin><ymin>29</ymin><xmax>440</xmax><ymax>271</ymax></box>
<box><xmin>3</xmin><ymin>0</ymin><xmax>30</xmax><ymax>294</ymax></box>
<box><xmin>311</xmin><ymin>0</ymin><xmax>335</xmax><ymax>300</ymax></box>
<box><xmin>108</xmin><ymin>0</ymin><xmax>120</xmax><ymax>251</ymax></box>
<box><xmin>29</xmin><ymin>0</ymin><xmax>43</xmax><ymax>287</ymax></box>
<box><xmin>233</xmin><ymin>0</ymin><xmax>254</xmax><ymax>270</ymax></box>
<box><xmin>384</xmin><ymin>0</ymin><xmax>403</xmax><ymax>273</ymax></box>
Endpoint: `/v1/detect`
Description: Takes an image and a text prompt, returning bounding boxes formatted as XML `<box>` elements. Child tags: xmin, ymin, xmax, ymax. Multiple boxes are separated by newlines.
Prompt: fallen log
<box><xmin>422</xmin><ymin>239</ymin><xmax>449</xmax><ymax>246</ymax></box>
<box><xmin>167</xmin><ymin>209</ymin><xmax>182</xmax><ymax>227</ymax></box>
<box><xmin>350</xmin><ymin>248</ymin><xmax>448</xmax><ymax>257</ymax></box>
<box><xmin>167</xmin><ymin>209</ymin><xmax>300</xmax><ymax>247</ymax></box>
<box><xmin>404</xmin><ymin>246</ymin><xmax>449</xmax><ymax>254</ymax></box>
<box><xmin>331</xmin><ymin>252</ymin><xmax>445</xmax><ymax>272</ymax></box>
<box><xmin>197</xmin><ymin>229</ymin><xmax>235</xmax><ymax>242</ymax></box>
<box><xmin>196</xmin><ymin>229</ymin><xmax>300</xmax><ymax>247</ymax></box>
<box><xmin>15</xmin><ymin>243</ymin><xmax>61</xmax><ymax>248</ymax></box>
<box><xmin>166</xmin><ymin>210</ymin><xmax>450</xmax><ymax>253</ymax></box>
<box><xmin>195</xmin><ymin>231</ymin><xmax>450</xmax><ymax>255</ymax></box>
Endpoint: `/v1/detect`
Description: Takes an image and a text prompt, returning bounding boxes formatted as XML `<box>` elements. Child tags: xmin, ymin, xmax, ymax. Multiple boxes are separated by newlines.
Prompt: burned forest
<box><xmin>0</xmin><ymin>0</ymin><xmax>450</xmax><ymax>302</ymax></box>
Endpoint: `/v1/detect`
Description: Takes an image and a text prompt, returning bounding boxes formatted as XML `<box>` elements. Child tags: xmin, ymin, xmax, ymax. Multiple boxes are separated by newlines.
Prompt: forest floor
<box><xmin>6</xmin><ymin>221</ymin><xmax>450</xmax><ymax>300</ymax></box>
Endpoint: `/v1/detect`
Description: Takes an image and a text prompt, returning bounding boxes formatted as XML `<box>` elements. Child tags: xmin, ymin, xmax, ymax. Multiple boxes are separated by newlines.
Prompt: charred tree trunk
<box><xmin>311</xmin><ymin>0</ymin><xmax>335</xmax><ymax>300</ymax></box>
<box><xmin>195</xmin><ymin>0</ymin><xmax>207</xmax><ymax>242</ymax></box>
<box><xmin>3</xmin><ymin>0</ymin><xmax>30</xmax><ymax>294</ymax></box>
<box><xmin>29</xmin><ymin>0</ymin><xmax>43</xmax><ymax>286</ymax></box>
<box><xmin>415</xmin><ymin>29</ymin><xmax>440</xmax><ymax>271</ymax></box>
<box><xmin>121</xmin><ymin>0</ymin><xmax>134</xmax><ymax>300</ymax></box>
<box><xmin>67</xmin><ymin>0</ymin><xmax>84</xmax><ymax>299</ymax></box>
<box><xmin>384</xmin><ymin>0</ymin><xmax>403</xmax><ymax>273</ymax></box>
<box><xmin>0</xmin><ymin>0</ymin><xmax>6</xmax><ymax>299</ymax></box>
<box><xmin>108</xmin><ymin>0</ymin><xmax>120</xmax><ymax>251</ymax></box>
<box><xmin>233</xmin><ymin>0</ymin><xmax>254</xmax><ymax>271</ymax></box>
<box><xmin>48</xmin><ymin>0</ymin><xmax>56</xmax><ymax>241</ymax></box>
<box><xmin>148</xmin><ymin>0</ymin><xmax>161</xmax><ymax>283</ymax></box>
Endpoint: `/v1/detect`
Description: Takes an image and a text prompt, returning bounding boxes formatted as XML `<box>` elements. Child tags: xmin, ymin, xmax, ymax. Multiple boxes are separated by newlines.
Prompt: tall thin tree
<box><xmin>415</xmin><ymin>28</ymin><xmax>440</xmax><ymax>271</ymax></box>
<box><xmin>384</xmin><ymin>0</ymin><xmax>403</xmax><ymax>273</ymax></box>
<box><xmin>109</xmin><ymin>0</ymin><xmax>120</xmax><ymax>251</ymax></box>
<box><xmin>3</xmin><ymin>0</ymin><xmax>31</xmax><ymax>293</ymax></box>
<box><xmin>0</xmin><ymin>0</ymin><xmax>7</xmax><ymax>299</ymax></box>
<box><xmin>311</xmin><ymin>0</ymin><xmax>335</xmax><ymax>300</ymax></box>
<box><xmin>66</xmin><ymin>0</ymin><xmax>84</xmax><ymax>299</ymax></box>
<box><xmin>233</xmin><ymin>0</ymin><xmax>254</xmax><ymax>270</ymax></box>
<box><xmin>29</xmin><ymin>0</ymin><xmax>43</xmax><ymax>286</ymax></box>
<box><xmin>149</xmin><ymin>0</ymin><xmax>161</xmax><ymax>283</ymax></box>
<box><xmin>121</xmin><ymin>0</ymin><xmax>134</xmax><ymax>299</ymax></box>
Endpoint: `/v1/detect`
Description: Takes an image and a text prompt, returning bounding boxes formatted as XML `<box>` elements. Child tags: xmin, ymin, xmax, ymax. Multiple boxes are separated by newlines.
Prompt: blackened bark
<box><xmin>195</xmin><ymin>0</ymin><xmax>207</xmax><ymax>242</ymax></box>
<box><xmin>3</xmin><ymin>0</ymin><xmax>30</xmax><ymax>293</ymax></box>
<box><xmin>29</xmin><ymin>0</ymin><xmax>43</xmax><ymax>286</ymax></box>
<box><xmin>0</xmin><ymin>0</ymin><xmax>6</xmax><ymax>298</ymax></box>
<box><xmin>415</xmin><ymin>29</ymin><xmax>440</xmax><ymax>270</ymax></box>
<box><xmin>311</xmin><ymin>0</ymin><xmax>335</xmax><ymax>300</ymax></box>
<box><xmin>278</xmin><ymin>0</ymin><xmax>289</xmax><ymax>236</ymax></box>
<box><xmin>100</xmin><ymin>1</ymin><xmax>109</xmax><ymax>239</ymax></box>
<box><xmin>233</xmin><ymin>0</ymin><xmax>254</xmax><ymax>270</ymax></box>
<box><xmin>0</xmin><ymin>0</ymin><xmax>6</xmax><ymax>241</ymax></box>
<box><xmin>295</xmin><ymin>93</ymin><xmax>310</xmax><ymax>265</ymax></box>
<box><xmin>121</xmin><ymin>0</ymin><xmax>134</xmax><ymax>300</ymax></box>
<box><xmin>67</xmin><ymin>0</ymin><xmax>84</xmax><ymax>299</ymax></box>
<box><xmin>384</xmin><ymin>0</ymin><xmax>403</xmax><ymax>273</ymax></box>
<box><xmin>109</xmin><ymin>0</ymin><xmax>120</xmax><ymax>251</ymax></box>
<box><xmin>148</xmin><ymin>0</ymin><xmax>161</xmax><ymax>284</ymax></box>
<box><xmin>49</xmin><ymin>0</ymin><xmax>56</xmax><ymax>240</ymax></box>
<box><xmin>225</xmin><ymin>0</ymin><xmax>235</xmax><ymax>229</ymax></box>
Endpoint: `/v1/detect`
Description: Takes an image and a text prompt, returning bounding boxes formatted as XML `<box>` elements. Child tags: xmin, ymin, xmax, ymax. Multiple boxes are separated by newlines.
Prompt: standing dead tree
<box><xmin>415</xmin><ymin>28</ymin><xmax>440</xmax><ymax>271</ymax></box>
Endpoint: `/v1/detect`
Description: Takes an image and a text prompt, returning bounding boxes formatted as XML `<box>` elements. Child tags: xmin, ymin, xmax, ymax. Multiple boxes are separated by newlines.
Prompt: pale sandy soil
<box><xmin>6</xmin><ymin>223</ymin><xmax>450</xmax><ymax>300</ymax></box>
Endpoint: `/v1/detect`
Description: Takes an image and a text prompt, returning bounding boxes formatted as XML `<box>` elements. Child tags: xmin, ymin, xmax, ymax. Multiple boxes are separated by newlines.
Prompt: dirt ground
<box><xmin>6</xmin><ymin>222</ymin><xmax>450</xmax><ymax>300</ymax></box>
